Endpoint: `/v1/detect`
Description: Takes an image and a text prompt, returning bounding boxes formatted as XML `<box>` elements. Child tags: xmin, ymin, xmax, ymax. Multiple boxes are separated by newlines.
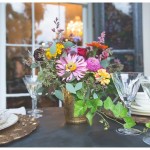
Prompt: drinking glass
<box><xmin>111</xmin><ymin>72</ymin><xmax>143</xmax><ymax>135</ymax></box>
<box><xmin>23</xmin><ymin>75</ymin><xmax>42</xmax><ymax>118</ymax></box>
<box><xmin>140</xmin><ymin>76</ymin><xmax>150</xmax><ymax>145</ymax></box>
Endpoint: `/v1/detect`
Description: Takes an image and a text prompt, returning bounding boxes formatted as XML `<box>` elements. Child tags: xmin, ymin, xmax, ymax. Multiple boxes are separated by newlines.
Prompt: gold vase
<box><xmin>63</xmin><ymin>88</ymin><xmax>87</xmax><ymax>124</ymax></box>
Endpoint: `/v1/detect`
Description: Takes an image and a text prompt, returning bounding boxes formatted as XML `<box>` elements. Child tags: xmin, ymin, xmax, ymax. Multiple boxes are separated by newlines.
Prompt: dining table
<box><xmin>0</xmin><ymin>107</ymin><xmax>150</xmax><ymax>147</ymax></box>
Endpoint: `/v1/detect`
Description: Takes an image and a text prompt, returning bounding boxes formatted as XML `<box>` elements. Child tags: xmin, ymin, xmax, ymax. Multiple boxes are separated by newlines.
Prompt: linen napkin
<box><xmin>6</xmin><ymin>107</ymin><xmax>26</xmax><ymax>115</ymax></box>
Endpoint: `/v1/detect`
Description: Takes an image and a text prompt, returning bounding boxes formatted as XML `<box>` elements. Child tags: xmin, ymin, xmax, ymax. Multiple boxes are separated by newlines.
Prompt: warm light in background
<box><xmin>66</xmin><ymin>16</ymin><xmax>83</xmax><ymax>37</ymax></box>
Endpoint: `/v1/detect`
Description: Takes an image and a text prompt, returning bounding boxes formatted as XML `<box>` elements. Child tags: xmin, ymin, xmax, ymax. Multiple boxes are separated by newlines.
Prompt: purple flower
<box><xmin>58</xmin><ymin>29</ymin><xmax>64</xmax><ymax>33</ymax></box>
<box><xmin>86</xmin><ymin>57</ymin><xmax>102</xmax><ymax>72</ymax></box>
<box><xmin>98</xmin><ymin>31</ymin><xmax>105</xmax><ymax>43</ymax></box>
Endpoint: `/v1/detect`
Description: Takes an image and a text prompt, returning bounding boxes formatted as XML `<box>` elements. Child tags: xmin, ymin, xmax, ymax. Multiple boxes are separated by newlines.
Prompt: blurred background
<box><xmin>0</xmin><ymin>2</ymin><xmax>150</xmax><ymax>109</ymax></box>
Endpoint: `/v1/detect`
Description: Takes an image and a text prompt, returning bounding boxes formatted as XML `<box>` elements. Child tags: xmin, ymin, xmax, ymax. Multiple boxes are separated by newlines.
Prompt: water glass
<box><xmin>111</xmin><ymin>72</ymin><xmax>143</xmax><ymax>135</ymax></box>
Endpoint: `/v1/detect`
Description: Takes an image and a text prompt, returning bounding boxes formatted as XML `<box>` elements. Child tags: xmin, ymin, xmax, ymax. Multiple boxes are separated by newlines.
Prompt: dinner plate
<box><xmin>0</xmin><ymin>114</ymin><xmax>18</xmax><ymax>130</ymax></box>
<box><xmin>131</xmin><ymin>104</ymin><xmax>150</xmax><ymax>112</ymax></box>
<box><xmin>131</xmin><ymin>110</ymin><xmax>150</xmax><ymax>116</ymax></box>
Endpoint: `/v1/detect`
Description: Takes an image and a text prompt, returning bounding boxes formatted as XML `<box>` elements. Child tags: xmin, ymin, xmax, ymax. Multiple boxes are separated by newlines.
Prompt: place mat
<box><xmin>103</xmin><ymin>110</ymin><xmax>150</xmax><ymax>124</ymax></box>
<box><xmin>0</xmin><ymin>114</ymin><xmax>39</xmax><ymax>145</ymax></box>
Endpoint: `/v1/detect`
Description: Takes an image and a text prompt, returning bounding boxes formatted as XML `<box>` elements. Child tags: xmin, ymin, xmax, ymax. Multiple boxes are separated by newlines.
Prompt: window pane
<box><xmin>105</xmin><ymin>3</ymin><xmax>133</xmax><ymax>49</ymax></box>
<box><xmin>113</xmin><ymin>53</ymin><xmax>134</xmax><ymax>71</ymax></box>
<box><xmin>6</xmin><ymin>46</ymin><xmax>31</xmax><ymax>94</ymax></box>
<box><xmin>6</xmin><ymin>3</ymin><xmax>32</xmax><ymax>44</ymax></box>
<box><xmin>35</xmin><ymin>3</ymin><xmax>83</xmax><ymax>45</ymax></box>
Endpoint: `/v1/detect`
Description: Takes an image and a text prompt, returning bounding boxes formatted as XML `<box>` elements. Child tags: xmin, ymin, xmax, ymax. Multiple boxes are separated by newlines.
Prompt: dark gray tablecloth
<box><xmin>1</xmin><ymin>107</ymin><xmax>150</xmax><ymax>147</ymax></box>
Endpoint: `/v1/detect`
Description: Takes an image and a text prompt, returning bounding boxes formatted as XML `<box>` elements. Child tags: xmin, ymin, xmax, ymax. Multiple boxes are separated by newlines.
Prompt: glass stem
<box><xmin>126</xmin><ymin>104</ymin><xmax>131</xmax><ymax>117</ymax></box>
<box><xmin>32</xmin><ymin>97</ymin><xmax>37</xmax><ymax>112</ymax></box>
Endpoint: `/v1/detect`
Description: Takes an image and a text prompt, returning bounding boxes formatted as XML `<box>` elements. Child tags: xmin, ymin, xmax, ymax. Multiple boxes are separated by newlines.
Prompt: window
<box><xmin>0</xmin><ymin>2</ymin><xmax>90</xmax><ymax>109</ymax></box>
<box><xmin>93</xmin><ymin>3</ymin><xmax>143</xmax><ymax>72</ymax></box>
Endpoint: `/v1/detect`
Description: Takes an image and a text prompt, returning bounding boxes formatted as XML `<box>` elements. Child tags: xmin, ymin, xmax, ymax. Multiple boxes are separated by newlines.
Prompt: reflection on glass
<box><xmin>6</xmin><ymin>46</ymin><xmax>31</xmax><ymax>94</ymax></box>
<box><xmin>34</xmin><ymin>3</ymin><xmax>83</xmax><ymax>45</ymax></box>
<box><xmin>105</xmin><ymin>3</ymin><xmax>133</xmax><ymax>49</ymax></box>
<box><xmin>6</xmin><ymin>3</ymin><xmax>32</xmax><ymax>44</ymax></box>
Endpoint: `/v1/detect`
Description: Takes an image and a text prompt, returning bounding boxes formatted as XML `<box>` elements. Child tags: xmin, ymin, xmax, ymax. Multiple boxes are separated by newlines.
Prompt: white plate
<box><xmin>131</xmin><ymin>105</ymin><xmax>150</xmax><ymax>112</ymax></box>
<box><xmin>0</xmin><ymin>114</ymin><xmax>18</xmax><ymax>130</ymax></box>
<box><xmin>131</xmin><ymin>110</ymin><xmax>150</xmax><ymax>116</ymax></box>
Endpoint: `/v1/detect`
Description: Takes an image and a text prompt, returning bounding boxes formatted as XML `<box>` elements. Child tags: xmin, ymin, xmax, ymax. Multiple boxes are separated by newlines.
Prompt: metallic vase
<box><xmin>63</xmin><ymin>88</ymin><xmax>87</xmax><ymax>124</ymax></box>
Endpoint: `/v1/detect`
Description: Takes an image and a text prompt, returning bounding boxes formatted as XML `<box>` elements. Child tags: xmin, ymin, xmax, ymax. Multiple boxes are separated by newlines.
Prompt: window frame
<box><xmin>0</xmin><ymin>2</ymin><xmax>92</xmax><ymax>109</ymax></box>
<box><xmin>93</xmin><ymin>3</ymin><xmax>143</xmax><ymax>72</ymax></box>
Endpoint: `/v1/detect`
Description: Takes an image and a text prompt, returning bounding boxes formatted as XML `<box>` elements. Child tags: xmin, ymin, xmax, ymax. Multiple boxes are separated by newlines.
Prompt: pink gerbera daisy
<box><xmin>56</xmin><ymin>54</ymin><xmax>87</xmax><ymax>81</ymax></box>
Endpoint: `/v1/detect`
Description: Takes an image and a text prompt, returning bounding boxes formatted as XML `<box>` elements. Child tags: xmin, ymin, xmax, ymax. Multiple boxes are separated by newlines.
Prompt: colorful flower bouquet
<box><xmin>24</xmin><ymin>18</ymin><xmax>145</xmax><ymax>130</ymax></box>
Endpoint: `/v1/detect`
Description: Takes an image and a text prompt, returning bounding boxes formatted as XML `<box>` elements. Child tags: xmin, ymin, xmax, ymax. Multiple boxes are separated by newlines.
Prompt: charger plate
<box><xmin>0</xmin><ymin>114</ymin><xmax>18</xmax><ymax>131</ymax></box>
<box><xmin>103</xmin><ymin>109</ymin><xmax>150</xmax><ymax>124</ymax></box>
<box><xmin>0</xmin><ymin>114</ymin><xmax>39</xmax><ymax>145</ymax></box>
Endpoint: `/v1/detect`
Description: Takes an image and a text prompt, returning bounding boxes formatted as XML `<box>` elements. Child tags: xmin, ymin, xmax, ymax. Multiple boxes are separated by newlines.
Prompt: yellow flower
<box><xmin>94</xmin><ymin>69</ymin><xmax>110</xmax><ymax>86</ymax></box>
<box><xmin>45</xmin><ymin>43</ymin><xmax>64</xmax><ymax>60</ymax></box>
<box><xmin>56</xmin><ymin>43</ymin><xmax>64</xmax><ymax>55</ymax></box>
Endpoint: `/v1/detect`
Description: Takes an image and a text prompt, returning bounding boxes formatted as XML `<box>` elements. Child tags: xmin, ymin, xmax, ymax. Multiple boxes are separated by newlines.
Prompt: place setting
<box><xmin>0</xmin><ymin>107</ymin><xmax>39</xmax><ymax>145</ymax></box>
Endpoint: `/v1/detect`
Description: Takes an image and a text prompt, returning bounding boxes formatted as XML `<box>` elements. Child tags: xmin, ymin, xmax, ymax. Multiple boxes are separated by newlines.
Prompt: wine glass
<box><xmin>23</xmin><ymin>75</ymin><xmax>42</xmax><ymax>118</ymax></box>
<box><xmin>140</xmin><ymin>76</ymin><xmax>150</xmax><ymax>145</ymax></box>
<box><xmin>111</xmin><ymin>72</ymin><xmax>143</xmax><ymax>135</ymax></box>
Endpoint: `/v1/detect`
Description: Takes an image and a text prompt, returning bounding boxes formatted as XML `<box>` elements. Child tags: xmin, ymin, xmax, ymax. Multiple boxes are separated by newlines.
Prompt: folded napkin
<box><xmin>6</xmin><ymin>107</ymin><xmax>26</xmax><ymax>115</ymax></box>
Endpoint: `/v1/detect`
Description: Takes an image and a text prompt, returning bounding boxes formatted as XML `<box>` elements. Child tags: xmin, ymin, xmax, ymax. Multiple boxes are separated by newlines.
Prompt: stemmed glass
<box><xmin>111</xmin><ymin>72</ymin><xmax>143</xmax><ymax>135</ymax></box>
<box><xmin>140</xmin><ymin>76</ymin><xmax>150</xmax><ymax>145</ymax></box>
<box><xmin>23</xmin><ymin>75</ymin><xmax>42</xmax><ymax>118</ymax></box>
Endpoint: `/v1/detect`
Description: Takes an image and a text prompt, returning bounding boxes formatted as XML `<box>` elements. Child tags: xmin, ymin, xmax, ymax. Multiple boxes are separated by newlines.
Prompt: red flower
<box><xmin>77</xmin><ymin>48</ymin><xmax>87</xmax><ymax>58</ymax></box>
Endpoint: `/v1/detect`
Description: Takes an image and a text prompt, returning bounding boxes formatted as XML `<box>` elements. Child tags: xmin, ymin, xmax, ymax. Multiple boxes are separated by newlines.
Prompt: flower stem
<box><xmin>96</xmin><ymin>111</ymin><xmax>123</xmax><ymax>126</ymax></box>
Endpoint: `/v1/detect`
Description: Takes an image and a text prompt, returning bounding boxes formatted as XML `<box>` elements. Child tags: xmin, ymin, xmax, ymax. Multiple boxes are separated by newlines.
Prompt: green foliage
<box><xmin>103</xmin><ymin>97</ymin><xmax>136</xmax><ymax>129</ymax></box>
<box><xmin>86</xmin><ymin>111</ymin><xmax>94</xmax><ymax>126</ymax></box>
<box><xmin>104</xmin><ymin>97</ymin><xmax>115</xmax><ymax>110</ymax></box>
<box><xmin>64</xmin><ymin>41</ymin><xmax>74</xmax><ymax>48</ymax></box>
<box><xmin>100</xmin><ymin>58</ymin><xmax>110</xmax><ymax>69</ymax></box>
<box><xmin>54</xmin><ymin>90</ymin><xmax>64</xmax><ymax>101</ymax></box>
<box><xmin>145</xmin><ymin>122</ymin><xmax>150</xmax><ymax>128</ymax></box>
<box><xmin>112</xmin><ymin>102</ymin><xmax>127</xmax><ymax>118</ymax></box>
<box><xmin>31</xmin><ymin>63</ymin><xmax>39</xmax><ymax>68</ymax></box>
<box><xmin>123</xmin><ymin>117</ymin><xmax>136</xmax><ymax>129</ymax></box>
<box><xmin>50</xmin><ymin>42</ymin><xmax>56</xmax><ymax>54</ymax></box>
<box><xmin>66</xmin><ymin>83</ymin><xmax>76</xmax><ymax>94</ymax></box>
<box><xmin>74</xmin><ymin>100</ymin><xmax>87</xmax><ymax>117</ymax></box>
<box><xmin>93</xmin><ymin>93</ymin><xmax>98</xmax><ymax>99</ymax></box>
<box><xmin>75</xmin><ymin>82</ymin><xmax>83</xmax><ymax>91</ymax></box>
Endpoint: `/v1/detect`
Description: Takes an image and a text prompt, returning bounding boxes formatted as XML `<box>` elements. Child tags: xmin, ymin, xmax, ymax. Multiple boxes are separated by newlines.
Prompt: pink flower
<box><xmin>98</xmin><ymin>31</ymin><xmax>105</xmax><ymax>44</ymax></box>
<box><xmin>86</xmin><ymin>57</ymin><xmax>102</xmax><ymax>72</ymax></box>
<box><xmin>100</xmin><ymin>51</ymin><xmax>109</xmax><ymax>60</ymax></box>
<box><xmin>56</xmin><ymin>54</ymin><xmax>87</xmax><ymax>81</ymax></box>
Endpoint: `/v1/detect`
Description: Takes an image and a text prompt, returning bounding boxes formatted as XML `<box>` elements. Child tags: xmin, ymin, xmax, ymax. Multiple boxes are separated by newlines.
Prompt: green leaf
<box><xmin>123</xmin><ymin>117</ymin><xmax>136</xmax><ymax>129</ymax></box>
<box><xmin>76</xmin><ymin>90</ymin><xmax>84</xmax><ymax>99</ymax></box>
<box><xmin>50</xmin><ymin>42</ymin><xmax>56</xmax><ymax>54</ymax></box>
<box><xmin>96</xmin><ymin>99</ymin><xmax>103</xmax><ymax>107</ymax></box>
<box><xmin>75</xmin><ymin>82</ymin><xmax>82</xmax><ymax>91</ymax></box>
<box><xmin>90</xmin><ymin>107</ymin><xmax>97</xmax><ymax>113</ymax></box>
<box><xmin>64</xmin><ymin>41</ymin><xmax>74</xmax><ymax>48</ymax></box>
<box><xmin>86</xmin><ymin>111</ymin><xmax>94</xmax><ymax>126</ymax></box>
<box><xmin>54</xmin><ymin>90</ymin><xmax>64</xmax><ymax>101</ymax></box>
<box><xmin>145</xmin><ymin>122</ymin><xmax>150</xmax><ymax>128</ymax></box>
<box><xmin>31</xmin><ymin>63</ymin><xmax>39</xmax><ymax>68</ymax></box>
<box><xmin>93</xmin><ymin>93</ymin><xmax>98</xmax><ymax>99</ymax></box>
<box><xmin>74</xmin><ymin>100</ymin><xmax>87</xmax><ymax>117</ymax></box>
<box><xmin>66</xmin><ymin>83</ymin><xmax>76</xmax><ymax>94</ymax></box>
<box><xmin>100</xmin><ymin>59</ymin><xmax>110</xmax><ymax>68</ymax></box>
<box><xmin>112</xmin><ymin>102</ymin><xmax>127</xmax><ymax>118</ymax></box>
<box><xmin>104</xmin><ymin>97</ymin><xmax>114</xmax><ymax>111</ymax></box>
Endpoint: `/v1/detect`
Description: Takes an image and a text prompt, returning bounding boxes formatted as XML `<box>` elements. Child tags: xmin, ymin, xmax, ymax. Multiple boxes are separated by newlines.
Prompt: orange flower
<box><xmin>87</xmin><ymin>41</ymin><xmax>108</xmax><ymax>50</ymax></box>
